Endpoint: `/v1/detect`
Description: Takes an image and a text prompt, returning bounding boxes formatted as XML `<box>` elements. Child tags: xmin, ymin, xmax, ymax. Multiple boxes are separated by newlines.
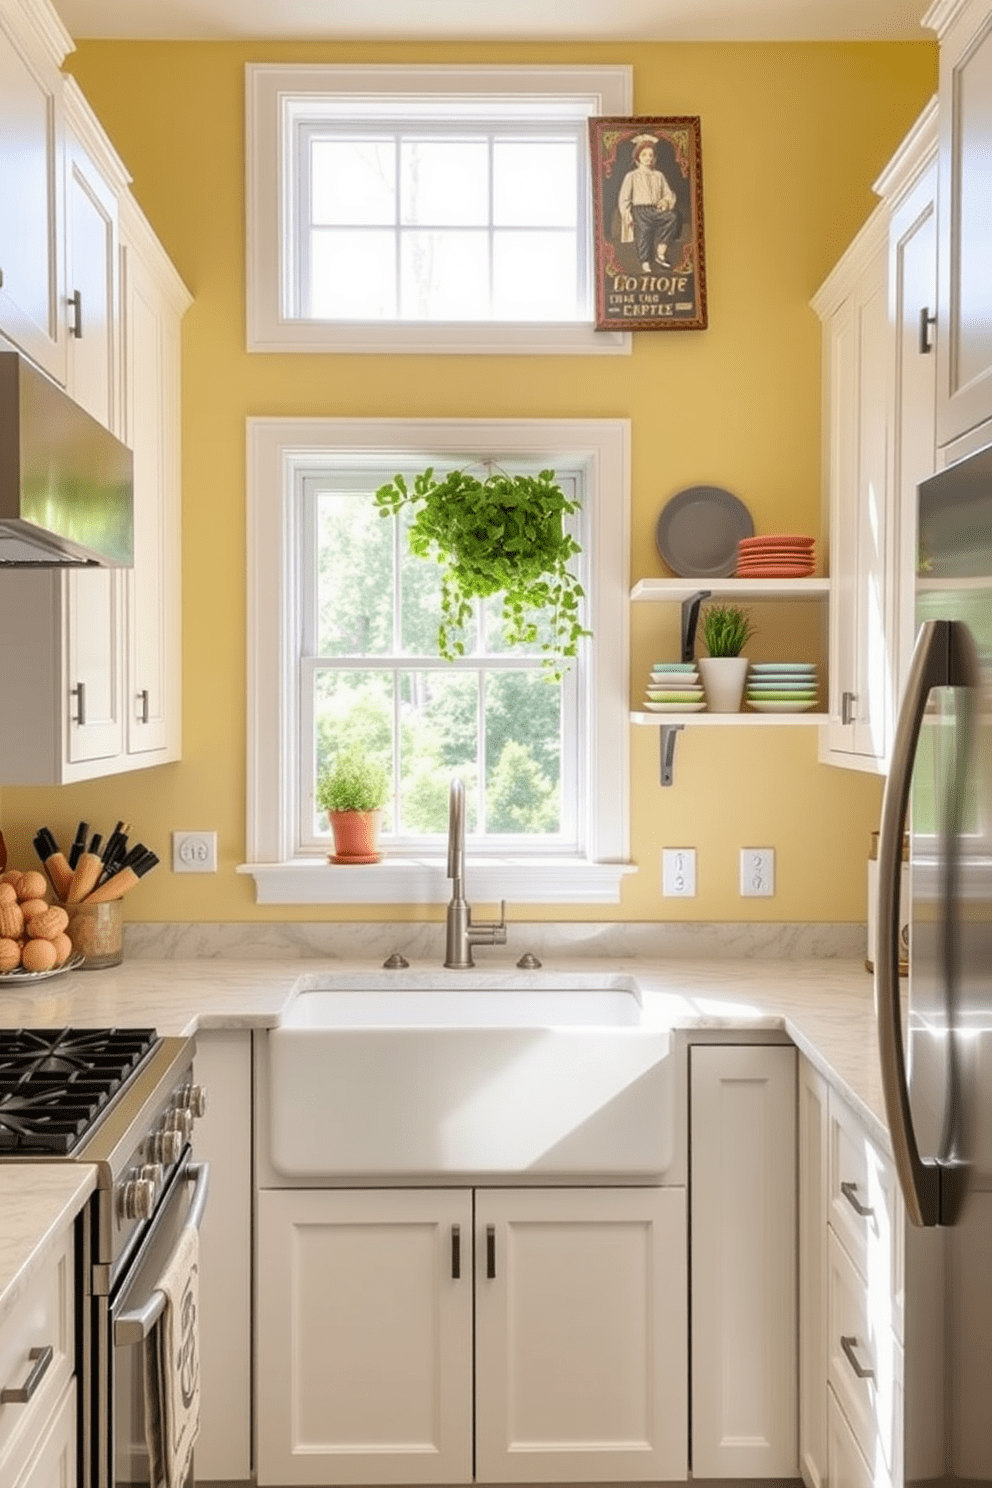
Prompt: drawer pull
<box><xmin>840</xmin><ymin>1180</ymin><xmax>874</xmax><ymax>1218</ymax></box>
<box><xmin>1</xmin><ymin>1345</ymin><xmax>54</xmax><ymax>1404</ymax></box>
<box><xmin>840</xmin><ymin>1334</ymin><xmax>875</xmax><ymax>1380</ymax></box>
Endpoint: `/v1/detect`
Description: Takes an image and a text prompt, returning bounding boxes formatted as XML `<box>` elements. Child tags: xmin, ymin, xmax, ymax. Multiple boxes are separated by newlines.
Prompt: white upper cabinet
<box><xmin>814</xmin><ymin>210</ymin><xmax>892</xmax><ymax>772</ymax></box>
<box><xmin>879</xmin><ymin>106</ymin><xmax>939</xmax><ymax>702</ymax></box>
<box><xmin>0</xmin><ymin>30</ymin><xmax>190</xmax><ymax>785</ymax></box>
<box><xmin>63</xmin><ymin>76</ymin><xmax>125</xmax><ymax>431</ymax></box>
<box><xmin>814</xmin><ymin>102</ymin><xmax>938</xmax><ymax>775</ymax></box>
<box><xmin>927</xmin><ymin>0</ymin><xmax>992</xmax><ymax>447</ymax></box>
<box><xmin>0</xmin><ymin>0</ymin><xmax>69</xmax><ymax>383</ymax></box>
<box><xmin>120</xmin><ymin>195</ymin><xmax>189</xmax><ymax>761</ymax></box>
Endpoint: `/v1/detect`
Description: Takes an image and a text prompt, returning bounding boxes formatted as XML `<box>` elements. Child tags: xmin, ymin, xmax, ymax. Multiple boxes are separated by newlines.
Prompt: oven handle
<box><xmin>113</xmin><ymin>1162</ymin><xmax>210</xmax><ymax>1347</ymax></box>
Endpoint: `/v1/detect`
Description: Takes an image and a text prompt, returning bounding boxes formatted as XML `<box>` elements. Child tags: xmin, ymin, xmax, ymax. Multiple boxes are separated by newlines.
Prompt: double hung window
<box><xmin>242</xmin><ymin>418</ymin><xmax>632</xmax><ymax>905</ymax></box>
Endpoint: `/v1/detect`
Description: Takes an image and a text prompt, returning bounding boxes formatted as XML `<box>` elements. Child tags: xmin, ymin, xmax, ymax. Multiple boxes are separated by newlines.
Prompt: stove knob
<box><xmin>165</xmin><ymin>1107</ymin><xmax>194</xmax><ymax>1141</ymax></box>
<box><xmin>121</xmin><ymin>1178</ymin><xmax>156</xmax><ymax>1222</ymax></box>
<box><xmin>140</xmin><ymin>1163</ymin><xmax>164</xmax><ymax>1195</ymax></box>
<box><xmin>181</xmin><ymin>1084</ymin><xmax>208</xmax><ymax>1119</ymax></box>
<box><xmin>152</xmin><ymin>1129</ymin><xmax>184</xmax><ymax>1165</ymax></box>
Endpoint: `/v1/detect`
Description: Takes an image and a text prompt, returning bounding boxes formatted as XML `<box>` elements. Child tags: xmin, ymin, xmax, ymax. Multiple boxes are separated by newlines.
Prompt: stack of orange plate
<box><xmin>735</xmin><ymin>534</ymin><xmax>816</xmax><ymax>578</ymax></box>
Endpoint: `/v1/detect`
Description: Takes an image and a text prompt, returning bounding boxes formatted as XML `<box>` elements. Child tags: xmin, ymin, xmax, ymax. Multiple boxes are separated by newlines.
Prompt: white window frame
<box><xmin>246</xmin><ymin>63</ymin><xmax>632</xmax><ymax>356</ymax></box>
<box><xmin>240</xmin><ymin>417</ymin><xmax>634</xmax><ymax>905</ymax></box>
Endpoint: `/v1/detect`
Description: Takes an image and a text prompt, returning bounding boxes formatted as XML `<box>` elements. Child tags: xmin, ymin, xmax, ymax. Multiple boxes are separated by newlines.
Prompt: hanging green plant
<box><xmin>373</xmin><ymin>465</ymin><xmax>589</xmax><ymax>680</ymax></box>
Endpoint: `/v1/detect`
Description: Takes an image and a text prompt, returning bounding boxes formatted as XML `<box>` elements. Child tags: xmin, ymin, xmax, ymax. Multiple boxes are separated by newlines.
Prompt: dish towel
<box><xmin>143</xmin><ymin>1221</ymin><xmax>201</xmax><ymax>1488</ymax></box>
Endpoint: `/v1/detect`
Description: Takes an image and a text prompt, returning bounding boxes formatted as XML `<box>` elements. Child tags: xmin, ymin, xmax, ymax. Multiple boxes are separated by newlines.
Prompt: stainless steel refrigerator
<box><xmin>876</xmin><ymin>438</ymin><xmax>992</xmax><ymax>1488</ymax></box>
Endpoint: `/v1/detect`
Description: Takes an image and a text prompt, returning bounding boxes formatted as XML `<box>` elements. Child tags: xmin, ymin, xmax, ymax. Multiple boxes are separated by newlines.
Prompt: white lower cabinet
<box><xmin>799</xmin><ymin>1057</ymin><xmax>829</xmax><ymax>1488</ymax></box>
<box><xmin>0</xmin><ymin>1227</ymin><xmax>75</xmax><ymax>1488</ymax></box>
<box><xmin>256</xmin><ymin>1185</ymin><xmax>687</xmax><ymax>1487</ymax></box>
<box><xmin>689</xmin><ymin>1043</ymin><xmax>798</xmax><ymax>1478</ymax></box>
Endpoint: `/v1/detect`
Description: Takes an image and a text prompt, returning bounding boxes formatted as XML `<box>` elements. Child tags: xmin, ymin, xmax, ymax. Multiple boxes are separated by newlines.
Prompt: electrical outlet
<box><xmin>662</xmin><ymin>848</ymin><xmax>697</xmax><ymax>897</ymax></box>
<box><xmin>740</xmin><ymin>847</ymin><xmax>775</xmax><ymax>897</ymax></box>
<box><xmin>172</xmin><ymin>831</ymin><xmax>218</xmax><ymax>873</ymax></box>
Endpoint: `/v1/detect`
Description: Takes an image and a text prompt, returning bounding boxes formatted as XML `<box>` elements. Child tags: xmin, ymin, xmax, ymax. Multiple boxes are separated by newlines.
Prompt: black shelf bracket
<box><xmin>653</xmin><ymin>590</ymin><xmax>709</xmax><ymax>786</ymax></box>
<box><xmin>659</xmin><ymin>725</ymin><xmax>683</xmax><ymax>786</ymax></box>
<box><xmin>681</xmin><ymin>589</ymin><xmax>710</xmax><ymax>662</ymax></box>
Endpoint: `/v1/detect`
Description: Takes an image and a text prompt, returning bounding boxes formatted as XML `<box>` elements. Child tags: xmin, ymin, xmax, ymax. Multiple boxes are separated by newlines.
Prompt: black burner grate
<box><xmin>0</xmin><ymin>1028</ymin><xmax>158</xmax><ymax>1154</ymax></box>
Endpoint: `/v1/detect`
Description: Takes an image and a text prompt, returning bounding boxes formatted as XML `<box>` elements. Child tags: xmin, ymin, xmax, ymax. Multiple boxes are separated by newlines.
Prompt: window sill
<box><xmin>247</xmin><ymin>321</ymin><xmax>631</xmax><ymax>357</ymax></box>
<box><xmin>237</xmin><ymin>857</ymin><xmax>637</xmax><ymax>905</ymax></box>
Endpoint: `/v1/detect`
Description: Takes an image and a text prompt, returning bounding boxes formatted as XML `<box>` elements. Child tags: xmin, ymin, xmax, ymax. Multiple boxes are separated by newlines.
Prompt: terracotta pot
<box><xmin>327</xmin><ymin>809</ymin><xmax>384</xmax><ymax>864</ymax></box>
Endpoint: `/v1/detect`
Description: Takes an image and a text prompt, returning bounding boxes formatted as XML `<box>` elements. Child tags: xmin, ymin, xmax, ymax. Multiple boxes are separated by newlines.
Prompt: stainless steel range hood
<box><xmin>0</xmin><ymin>350</ymin><xmax>133</xmax><ymax>567</ymax></box>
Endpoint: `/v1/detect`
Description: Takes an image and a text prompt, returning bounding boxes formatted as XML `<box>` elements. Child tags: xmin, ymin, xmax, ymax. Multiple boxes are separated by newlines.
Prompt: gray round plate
<box><xmin>655</xmin><ymin>486</ymin><xmax>754</xmax><ymax>578</ymax></box>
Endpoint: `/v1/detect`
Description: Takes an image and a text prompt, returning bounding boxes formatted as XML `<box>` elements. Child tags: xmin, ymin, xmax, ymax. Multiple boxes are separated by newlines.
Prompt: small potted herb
<box><xmin>698</xmin><ymin>603</ymin><xmax>755</xmax><ymax>712</ymax></box>
<box><xmin>317</xmin><ymin>747</ymin><xmax>390</xmax><ymax>863</ymax></box>
<box><xmin>373</xmin><ymin>465</ymin><xmax>588</xmax><ymax>681</ymax></box>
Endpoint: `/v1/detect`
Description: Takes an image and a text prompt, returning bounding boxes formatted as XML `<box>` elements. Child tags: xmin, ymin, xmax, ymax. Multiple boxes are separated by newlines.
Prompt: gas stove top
<box><xmin>0</xmin><ymin>1027</ymin><xmax>159</xmax><ymax>1156</ymax></box>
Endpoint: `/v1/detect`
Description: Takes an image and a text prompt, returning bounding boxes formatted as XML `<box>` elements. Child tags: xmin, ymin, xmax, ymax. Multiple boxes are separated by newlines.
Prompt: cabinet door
<box><xmin>823</xmin><ymin>243</ymin><xmax>892</xmax><ymax>770</ymax></box>
<box><xmin>475</xmin><ymin>1186</ymin><xmax>686</xmax><ymax>1483</ymax></box>
<box><xmin>0</xmin><ymin>9</ymin><xmax>65</xmax><ymax>383</ymax></box>
<box><xmin>120</xmin><ymin>232</ymin><xmax>182</xmax><ymax>759</ymax></box>
<box><xmin>690</xmin><ymin>1043</ymin><xmax>797</xmax><ymax>1478</ymax></box>
<box><xmin>256</xmin><ymin>1188</ymin><xmax>473</xmax><ymax>1487</ymax></box>
<box><xmin>935</xmin><ymin>1</ymin><xmax>992</xmax><ymax>447</ymax></box>
<box><xmin>799</xmin><ymin>1058</ymin><xmax>829</xmax><ymax>1488</ymax></box>
<box><xmin>889</xmin><ymin>161</ymin><xmax>937</xmax><ymax>697</ymax></box>
<box><xmin>64</xmin><ymin>124</ymin><xmax>119</xmax><ymax>431</ymax></box>
<box><xmin>63</xmin><ymin>568</ymin><xmax>125</xmax><ymax>767</ymax></box>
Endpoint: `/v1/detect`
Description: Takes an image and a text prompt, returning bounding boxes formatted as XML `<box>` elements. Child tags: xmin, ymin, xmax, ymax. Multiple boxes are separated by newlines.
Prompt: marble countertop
<box><xmin>0</xmin><ymin>1166</ymin><xmax>96</xmax><ymax>1331</ymax></box>
<box><xmin>0</xmin><ymin>949</ymin><xmax>888</xmax><ymax>1322</ymax></box>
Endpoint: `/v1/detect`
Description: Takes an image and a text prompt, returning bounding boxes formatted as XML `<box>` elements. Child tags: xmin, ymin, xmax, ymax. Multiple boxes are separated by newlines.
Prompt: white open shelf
<box><xmin>631</xmin><ymin>577</ymin><xmax>830</xmax><ymax>602</ymax></box>
<box><xmin>630</xmin><ymin>710</ymin><xmax>827</xmax><ymax>726</ymax></box>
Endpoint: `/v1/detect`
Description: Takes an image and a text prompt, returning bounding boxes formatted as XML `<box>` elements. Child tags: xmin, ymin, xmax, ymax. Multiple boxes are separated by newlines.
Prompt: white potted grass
<box><xmin>697</xmin><ymin>603</ymin><xmax>755</xmax><ymax>713</ymax></box>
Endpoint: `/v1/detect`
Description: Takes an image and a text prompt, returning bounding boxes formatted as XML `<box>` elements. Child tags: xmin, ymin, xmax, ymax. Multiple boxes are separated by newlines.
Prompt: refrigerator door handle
<box><xmin>876</xmin><ymin>618</ymin><xmax>978</xmax><ymax>1227</ymax></box>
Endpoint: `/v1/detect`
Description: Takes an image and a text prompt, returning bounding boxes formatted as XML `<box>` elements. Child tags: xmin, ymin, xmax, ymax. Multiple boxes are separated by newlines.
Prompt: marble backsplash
<box><xmin>123</xmin><ymin>919</ymin><xmax>867</xmax><ymax>963</ymax></box>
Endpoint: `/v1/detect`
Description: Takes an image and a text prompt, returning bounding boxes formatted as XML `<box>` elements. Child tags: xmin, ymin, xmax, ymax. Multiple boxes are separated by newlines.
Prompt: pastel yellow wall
<box><xmin>0</xmin><ymin>38</ymin><xmax>937</xmax><ymax>923</ymax></box>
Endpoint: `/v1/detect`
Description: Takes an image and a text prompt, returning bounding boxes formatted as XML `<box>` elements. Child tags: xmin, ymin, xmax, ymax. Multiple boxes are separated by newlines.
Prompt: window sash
<box><xmin>292</xmin><ymin>117</ymin><xmax>592</xmax><ymax>323</ymax></box>
<box><xmin>295</xmin><ymin>468</ymin><xmax>583</xmax><ymax>856</ymax></box>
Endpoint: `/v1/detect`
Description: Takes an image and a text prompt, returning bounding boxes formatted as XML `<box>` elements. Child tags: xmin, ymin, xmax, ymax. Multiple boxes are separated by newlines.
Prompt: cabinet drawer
<box><xmin>0</xmin><ymin>1228</ymin><xmax>75</xmax><ymax>1478</ymax></box>
<box><xmin>827</xmin><ymin>1228</ymin><xmax>902</xmax><ymax>1483</ymax></box>
<box><xmin>828</xmin><ymin>1090</ymin><xmax>903</xmax><ymax>1336</ymax></box>
<box><xmin>13</xmin><ymin>1378</ymin><xmax>76</xmax><ymax>1488</ymax></box>
<box><xmin>827</xmin><ymin>1387</ymin><xmax>881</xmax><ymax>1488</ymax></box>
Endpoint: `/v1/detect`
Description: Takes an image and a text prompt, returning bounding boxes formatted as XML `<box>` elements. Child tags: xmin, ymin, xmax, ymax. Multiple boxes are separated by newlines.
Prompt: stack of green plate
<box><xmin>745</xmin><ymin>663</ymin><xmax>818</xmax><ymax>712</ymax></box>
<box><xmin>643</xmin><ymin>661</ymin><xmax>706</xmax><ymax>713</ymax></box>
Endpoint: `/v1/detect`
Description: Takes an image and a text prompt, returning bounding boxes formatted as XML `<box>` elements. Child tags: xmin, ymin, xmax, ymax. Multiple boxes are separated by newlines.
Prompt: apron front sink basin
<box><xmin>265</xmin><ymin>971</ymin><xmax>676</xmax><ymax>1181</ymax></box>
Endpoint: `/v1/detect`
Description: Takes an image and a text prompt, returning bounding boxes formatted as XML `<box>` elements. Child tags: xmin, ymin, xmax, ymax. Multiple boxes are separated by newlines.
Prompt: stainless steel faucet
<box><xmin>444</xmin><ymin>777</ymin><xmax>507</xmax><ymax>968</ymax></box>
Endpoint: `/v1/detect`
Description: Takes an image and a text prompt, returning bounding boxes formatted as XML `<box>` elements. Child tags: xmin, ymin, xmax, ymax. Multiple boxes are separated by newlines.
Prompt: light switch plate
<box><xmin>740</xmin><ymin>847</ymin><xmax>775</xmax><ymax>897</ymax></box>
<box><xmin>662</xmin><ymin>848</ymin><xmax>697</xmax><ymax>897</ymax></box>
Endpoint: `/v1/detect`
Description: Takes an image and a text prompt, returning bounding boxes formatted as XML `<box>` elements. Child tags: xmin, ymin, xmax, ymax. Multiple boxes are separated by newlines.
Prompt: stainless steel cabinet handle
<box><xmin>68</xmin><ymin>289</ymin><xmax>83</xmax><ymax>338</ymax></box>
<box><xmin>139</xmin><ymin>688</ymin><xmax>150</xmax><ymax>723</ymax></box>
<box><xmin>840</xmin><ymin>1335</ymin><xmax>875</xmax><ymax>1380</ymax></box>
<box><xmin>451</xmin><ymin>1225</ymin><xmax>460</xmax><ymax>1280</ymax></box>
<box><xmin>1</xmin><ymin>1345</ymin><xmax>54</xmax><ymax>1404</ymax></box>
<box><xmin>486</xmin><ymin>1224</ymin><xmax>496</xmax><ymax>1279</ymax></box>
<box><xmin>72</xmin><ymin>681</ymin><xmax>86</xmax><ymax>726</ymax></box>
<box><xmin>918</xmin><ymin>306</ymin><xmax>936</xmax><ymax>355</ymax></box>
<box><xmin>841</xmin><ymin>690</ymin><xmax>857</xmax><ymax>726</ymax></box>
<box><xmin>840</xmin><ymin>1180</ymin><xmax>874</xmax><ymax>1218</ymax></box>
<box><xmin>876</xmin><ymin>618</ymin><xmax>979</xmax><ymax>1228</ymax></box>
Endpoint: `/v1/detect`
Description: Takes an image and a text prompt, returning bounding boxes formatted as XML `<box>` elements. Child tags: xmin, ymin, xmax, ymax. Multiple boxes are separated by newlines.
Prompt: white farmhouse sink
<box><xmin>264</xmin><ymin>971</ymin><xmax>677</xmax><ymax>1181</ymax></box>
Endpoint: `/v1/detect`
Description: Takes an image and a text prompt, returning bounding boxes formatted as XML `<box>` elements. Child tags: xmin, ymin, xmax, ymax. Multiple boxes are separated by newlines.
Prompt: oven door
<box><xmin>104</xmin><ymin>1160</ymin><xmax>209</xmax><ymax>1488</ymax></box>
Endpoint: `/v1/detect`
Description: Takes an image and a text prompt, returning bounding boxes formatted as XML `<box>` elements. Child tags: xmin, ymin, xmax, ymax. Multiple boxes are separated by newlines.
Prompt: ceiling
<box><xmin>51</xmin><ymin>0</ymin><xmax>933</xmax><ymax>42</ymax></box>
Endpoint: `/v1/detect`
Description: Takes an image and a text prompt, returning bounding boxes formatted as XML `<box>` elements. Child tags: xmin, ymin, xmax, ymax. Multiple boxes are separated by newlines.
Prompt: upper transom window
<box><xmin>246</xmin><ymin>64</ymin><xmax>632</xmax><ymax>355</ymax></box>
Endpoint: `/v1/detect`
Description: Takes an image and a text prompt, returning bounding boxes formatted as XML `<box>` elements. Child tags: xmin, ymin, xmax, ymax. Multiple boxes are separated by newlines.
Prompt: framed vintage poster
<box><xmin>589</xmin><ymin>117</ymin><xmax>707</xmax><ymax>331</ymax></box>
